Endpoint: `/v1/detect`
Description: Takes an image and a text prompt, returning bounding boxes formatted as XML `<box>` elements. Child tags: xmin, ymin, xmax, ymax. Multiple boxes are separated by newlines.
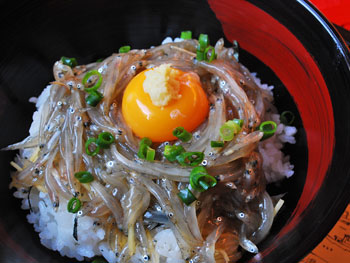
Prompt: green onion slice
<box><xmin>163</xmin><ymin>145</ymin><xmax>186</xmax><ymax>162</ymax></box>
<box><xmin>67</xmin><ymin>197</ymin><xmax>81</xmax><ymax>213</ymax></box>
<box><xmin>74</xmin><ymin>171</ymin><xmax>94</xmax><ymax>184</ymax></box>
<box><xmin>86</xmin><ymin>90</ymin><xmax>103</xmax><ymax>107</ymax></box>
<box><xmin>97</xmin><ymin>132</ymin><xmax>115</xmax><ymax>149</ymax></box>
<box><xmin>219</xmin><ymin>119</ymin><xmax>242</xmax><ymax>141</ymax></box>
<box><xmin>259</xmin><ymin>121</ymin><xmax>277</xmax><ymax>141</ymax></box>
<box><xmin>196</xmin><ymin>49</ymin><xmax>205</xmax><ymax>61</ymax></box>
<box><xmin>85</xmin><ymin>138</ymin><xmax>100</xmax><ymax>156</ymax></box>
<box><xmin>61</xmin><ymin>56</ymin><xmax>78</xmax><ymax>68</ymax></box>
<box><xmin>204</xmin><ymin>46</ymin><xmax>216</xmax><ymax>62</ymax></box>
<box><xmin>211</xmin><ymin>141</ymin><xmax>224</xmax><ymax>148</ymax></box>
<box><xmin>146</xmin><ymin>147</ymin><xmax>156</xmax><ymax>162</ymax></box>
<box><xmin>176</xmin><ymin>152</ymin><xmax>204</xmax><ymax>166</ymax></box>
<box><xmin>119</xmin><ymin>45</ymin><xmax>131</xmax><ymax>53</ymax></box>
<box><xmin>82</xmin><ymin>70</ymin><xmax>103</xmax><ymax>92</ymax></box>
<box><xmin>180</xmin><ymin>31</ymin><xmax>192</xmax><ymax>40</ymax></box>
<box><xmin>138</xmin><ymin>145</ymin><xmax>155</xmax><ymax>161</ymax></box>
<box><xmin>137</xmin><ymin>144</ymin><xmax>148</xmax><ymax>159</ymax></box>
<box><xmin>190</xmin><ymin>166</ymin><xmax>217</xmax><ymax>192</ymax></box>
<box><xmin>280</xmin><ymin>111</ymin><xmax>295</xmax><ymax>125</ymax></box>
<box><xmin>233</xmin><ymin>118</ymin><xmax>244</xmax><ymax>128</ymax></box>
<box><xmin>139</xmin><ymin>137</ymin><xmax>152</xmax><ymax>147</ymax></box>
<box><xmin>220</xmin><ymin>124</ymin><xmax>235</xmax><ymax>141</ymax></box>
<box><xmin>197</xmin><ymin>33</ymin><xmax>210</xmax><ymax>61</ymax></box>
<box><xmin>178</xmin><ymin>188</ymin><xmax>197</xmax><ymax>206</ymax></box>
<box><xmin>173</xmin><ymin>127</ymin><xmax>192</xmax><ymax>142</ymax></box>
<box><xmin>137</xmin><ymin>137</ymin><xmax>154</xmax><ymax>160</ymax></box>
<box><xmin>198</xmin><ymin>34</ymin><xmax>209</xmax><ymax>50</ymax></box>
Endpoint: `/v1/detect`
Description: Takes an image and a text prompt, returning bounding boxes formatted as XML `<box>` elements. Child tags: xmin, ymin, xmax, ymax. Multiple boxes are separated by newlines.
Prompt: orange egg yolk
<box><xmin>122</xmin><ymin>66</ymin><xmax>209</xmax><ymax>142</ymax></box>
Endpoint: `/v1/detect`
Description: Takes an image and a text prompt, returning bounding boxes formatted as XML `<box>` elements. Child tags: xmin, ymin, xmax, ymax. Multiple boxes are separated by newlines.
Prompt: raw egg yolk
<box><xmin>122</xmin><ymin>66</ymin><xmax>209</xmax><ymax>142</ymax></box>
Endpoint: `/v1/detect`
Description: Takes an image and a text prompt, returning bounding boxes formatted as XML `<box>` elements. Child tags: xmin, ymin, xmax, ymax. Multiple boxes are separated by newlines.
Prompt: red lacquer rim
<box><xmin>208</xmin><ymin>0</ymin><xmax>335</xmax><ymax>256</ymax></box>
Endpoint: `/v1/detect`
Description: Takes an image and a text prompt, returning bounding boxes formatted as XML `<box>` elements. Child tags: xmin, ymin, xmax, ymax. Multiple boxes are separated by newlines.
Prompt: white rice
<box><xmin>13</xmin><ymin>38</ymin><xmax>297</xmax><ymax>262</ymax></box>
<box><xmin>14</xmin><ymin>188</ymin><xmax>117</xmax><ymax>262</ymax></box>
<box><xmin>154</xmin><ymin>229</ymin><xmax>184</xmax><ymax>263</ymax></box>
<box><xmin>249</xmin><ymin>73</ymin><xmax>296</xmax><ymax>182</ymax></box>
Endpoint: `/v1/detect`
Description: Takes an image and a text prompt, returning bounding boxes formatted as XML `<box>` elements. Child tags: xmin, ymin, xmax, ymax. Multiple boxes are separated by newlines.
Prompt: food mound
<box><xmin>6</xmin><ymin>32</ymin><xmax>296</xmax><ymax>263</ymax></box>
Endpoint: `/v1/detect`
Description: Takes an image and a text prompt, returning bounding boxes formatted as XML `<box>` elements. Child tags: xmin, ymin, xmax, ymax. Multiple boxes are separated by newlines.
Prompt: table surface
<box><xmin>300</xmin><ymin>204</ymin><xmax>350</xmax><ymax>263</ymax></box>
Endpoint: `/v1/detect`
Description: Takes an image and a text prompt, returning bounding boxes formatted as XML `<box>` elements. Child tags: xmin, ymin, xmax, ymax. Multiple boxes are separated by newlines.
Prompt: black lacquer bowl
<box><xmin>1</xmin><ymin>0</ymin><xmax>350</xmax><ymax>262</ymax></box>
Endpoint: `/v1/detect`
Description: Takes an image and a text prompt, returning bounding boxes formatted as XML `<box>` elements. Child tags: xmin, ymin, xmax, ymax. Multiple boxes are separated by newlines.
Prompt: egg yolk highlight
<box><xmin>122</xmin><ymin>65</ymin><xmax>209</xmax><ymax>142</ymax></box>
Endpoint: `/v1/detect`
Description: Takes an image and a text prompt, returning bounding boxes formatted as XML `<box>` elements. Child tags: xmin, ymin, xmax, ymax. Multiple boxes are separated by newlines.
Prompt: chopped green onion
<box><xmin>233</xmin><ymin>40</ymin><xmax>239</xmax><ymax>61</ymax></box>
<box><xmin>92</xmin><ymin>257</ymin><xmax>108</xmax><ymax>263</ymax></box>
<box><xmin>211</xmin><ymin>141</ymin><xmax>224</xmax><ymax>148</ymax></box>
<box><xmin>198</xmin><ymin>34</ymin><xmax>209</xmax><ymax>50</ymax></box>
<box><xmin>190</xmin><ymin>166</ymin><xmax>217</xmax><ymax>192</ymax></box>
<box><xmin>85</xmin><ymin>138</ymin><xmax>100</xmax><ymax>156</ymax></box>
<box><xmin>163</xmin><ymin>145</ymin><xmax>186</xmax><ymax>162</ymax></box>
<box><xmin>173</xmin><ymin>127</ymin><xmax>192</xmax><ymax>142</ymax></box>
<box><xmin>191</xmin><ymin>166</ymin><xmax>209</xmax><ymax>175</ymax></box>
<box><xmin>196</xmin><ymin>49</ymin><xmax>205</xmax><ymax>61</ymax></box>
<box><xmin>204</xmin><ymin>46</ymin><xmax>216</xmax><ymax>62</ymax></box>
<box><xmin>86</xmin><ymin>90</ymin><xmax>103</xmax><ymax>107</ymax></box>
<box><xmin>137</xmin><ymin>137</ymin><xmax>154</xmax><ymax>160</ymax></box>
<box><xmin>280</xmin><ymin>111</ymin><xmax>295</xmax><ymax>125</ymax></box>
<box><xmin>137</xmin><ymin>144</ymin><xmax>148</xmax><ymax>159</ymax></box>
<box><xmin>197</xmin><ymin>33</ymin><xmax>210</xmax><ymax>61</ymax></box>
<box><xmin>176</xmin><ymin>152</ymin><xmax>204</xmax><ymax>166</ymax></box>
<box><xmin>138</xmin><ymin>145</ymin><xmax>155</xmax><ymax>161</ymax></box>
<box><xmin>233</xmin><ymin>118</ymin><xmax>244</xmax><ymax>128</ymax></box>
<box><xmin>220</xmin><ymin>124</ymin><xmax>235</xmax><ymax>141</ymax></box>
<box><xmin>61</xmin><ymin>56</ymin><xmax>77</xmax><ymax>68</ymax></box>
<box><xmin>119</xmin><ymin>45</ymin><xmax>131</xmax><ymax>53</ymax></box>
<box><xmin>97</xmin><ymin>132</ymin><xmax>115</xmax><ymax>148</ymax></box>
<box><xmin>197</xmin><ymin>45</ymin><xmax>216</xmax><ymax>62</ymax></box>
<box><xmin>82</xmin><ymin>70</ymin><xmax>103</xmax><ymax>92</ymax></box>
<box><xmin>180</xmin><ymin>31</ymin><xmax>192</xmax><ymax>40</ymax></box>
<box><xmin>178</xmin><ymin>188</ymin><xmax>197</xmax><ymax>205</ymax></box>
<box><xmin>139</xmin><ymin>137</ymin><xmax>152</xmax><ymax>147</ymax></box>
<box><xmin>74</xmin><ymin>171</ymin><xmax>94</xmax><ymax>183</ymax></box>
<box><xmin>259</xmin><ymin>121</ymin><xmax>277</xmax><ymax>141</ymax></box>
<box><xmin>219</xmin><ymin>119</ymin><xmax>242</xmax><ymax>141</ymax></box>
<box><xmin>67</xmin><ymin>197</ymin><xmax>81</xmax><ymax>213</ymax></box>
<box><xmin>146</xmin><ymin>147</ymin><xmax>156</xmax><ymax>162</ymax></box>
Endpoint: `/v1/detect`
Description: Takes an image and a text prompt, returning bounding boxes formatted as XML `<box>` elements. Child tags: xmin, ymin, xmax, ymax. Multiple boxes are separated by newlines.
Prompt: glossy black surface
<box><xmin>0</xmin><ymin>0</ymin><xmax>349</xmax><ymax>263</ymax></box>
<box><xmin>246</xmin><ymin>0</ymin><xmax>350</xmax><ymax>262</ymax></box>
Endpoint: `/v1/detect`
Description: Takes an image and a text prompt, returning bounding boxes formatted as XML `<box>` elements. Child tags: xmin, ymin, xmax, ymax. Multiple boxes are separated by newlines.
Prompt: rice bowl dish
<box><xmin>5</xmin><ymin>34</ymin><xmax>297</xmax><ymax>263</ymax></box>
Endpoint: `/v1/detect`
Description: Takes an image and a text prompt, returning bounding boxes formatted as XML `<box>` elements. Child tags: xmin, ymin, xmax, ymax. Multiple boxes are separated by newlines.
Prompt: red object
<box><xmin>208</xmin><ymin>0</ymin><xmax>335</xmax><ymax>260</ymax></box>
<box><xmin>310</xmin><ymin>0</ymin><xmax>350</xmax><ymax>29</ymax></box>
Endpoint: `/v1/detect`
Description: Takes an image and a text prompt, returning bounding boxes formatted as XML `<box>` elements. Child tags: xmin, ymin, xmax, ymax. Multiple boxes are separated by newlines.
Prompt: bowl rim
<box><xmin>247</xmin><ymin>0</ymin><xmax>350</xmax><ymax>261</ymax></box>
<box><xmin>209</xmin><ymin>0</ymin><xmax>350</xmax><ymax>261</ymax></box>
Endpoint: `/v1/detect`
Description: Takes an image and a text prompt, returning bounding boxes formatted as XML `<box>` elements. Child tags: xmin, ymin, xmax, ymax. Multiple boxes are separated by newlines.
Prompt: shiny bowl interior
<box><xmin>1</xmin><ymin>0</ymin><xmax>350</xmax><ymax>262</ymax></box>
